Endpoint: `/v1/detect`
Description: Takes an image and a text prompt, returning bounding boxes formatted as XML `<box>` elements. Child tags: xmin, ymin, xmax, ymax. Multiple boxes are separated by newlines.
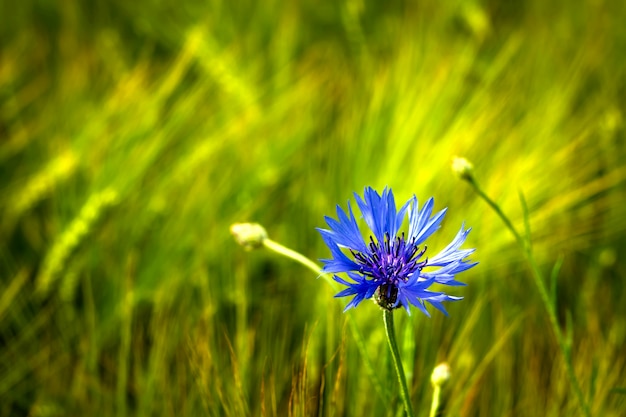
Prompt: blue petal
<box><xmin>354</xmin><ymin>187</ymin><xmax>385</xmax><ymax>243</ymax></box>
<box><xmin>427</xmin><ymin>300</ymin><xmax>448</xmax><ymax>316</ymax></box>
<box><xmin>398</xmin><ymin>275</ymin><xmax>432</xmax><ymax>295</ymax></box>
<box><xmin>395</xmin><ymin>292</ymin><xmax>413</xmax><ymax>315</ymax></box>
<box><xmin>406</xmin><ymin>296</ymin><xmax>431</xmax><ymax>317</ymax></box>
<box><xmin>428</xmin><ymin>224</ymin><xmax>474</xmax><ymax>266</ymax></box>
<box><xmin>402</xmin><ymin>272</ymin><xmax>435</xmax><ymax>289</ymax></box>
<box><xmin>318</xmin><ymin>230</ymin><xmax>361</xmax><ymax>273</ymax></box>
<box><xmin>333</xmin><ymin>274</ymin><xmax>359</xmax><ymax>290</ymax></box>
<box><xmin>395</xmin><ymin>198</ymin><xmax>411</xmax><ymax>236</ymax></box>
<box><xmin>381</xmin><ymin>187</ymin><xmax>399</xmax><ymax>238</ymax></box>
<box><xmin>423</xmin><ymin>293</ymin><xmax>463</xmax><ymax>316</ymax></box>
<box><xmin>332</xmin><ymin>272</ymin><xmax>379</xmax><ymax>311</ymax></box>
<box><xmin>420</xmin><ymin>260</ymin><xmax>477</xmax><ymax>285</ymax></box>
<box><xmin>415</xmin><ymin>207</ymin><xmax>447</xmax><ymax>245</ymax></box>
<box><xmin>319</xmin><ymin>203</ymin><xmax>369</xmax><ymax>253</ymax></box>
<box><xmin>352</xmin><ymin>187</ymin><xmax>409</xmax><ymax>243</ymax></box>
<box><xmin>321</xmin><ymin>260</ymin><xmax>360</xmax><ymax>274</ymax></box>
<box><xmin>408</xmin><ymin>197</ymin><xmax>430</xmax><ymax>241</ymax></box>
<box><xmin>408</xmin><ymin>197</ymin><xmax>448</xmax><ymax>245</ymax></box>
<box><xmin>398</xmin><ymin>276</ymin><xmax>458</xmax><ymax>317</ymax></box>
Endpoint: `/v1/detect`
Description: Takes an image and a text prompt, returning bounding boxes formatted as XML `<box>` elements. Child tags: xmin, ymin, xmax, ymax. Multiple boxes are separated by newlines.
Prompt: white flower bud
<box><xmin>431</xmin><ymin>362</ymin><xmax>451</xmax><ymax>387</ymax></box>
<box><xmin>230</xmin><ymin>223</ymin><xmax>268</xmax><ymax>250</ymax></box>
<box><xmin>452</xmin><ymin>157</ymin><xmax>474</xmax><ymax>181</ymax></box>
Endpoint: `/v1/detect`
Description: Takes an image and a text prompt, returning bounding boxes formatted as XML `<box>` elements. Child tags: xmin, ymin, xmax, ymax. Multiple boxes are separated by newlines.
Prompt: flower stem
<box><xmin>466</xmin><ymin>177</ymin><xmax>591</xmax><ymax>417</ymax></box>
<box><xmin>263</xmin><ymin>238</ymin><xmax>332</xmax><ymax>285</ymax></box>
<box><xmin>466</xmin><ymin>179</ymin><xmax>524</xmax><ymax>247</ymax></box>
<box><xmin>428</xmin><ymin>386</ymin><xmax>441</xmax><ymax>417</ymax></box>
<box><xmin>383</xmin><ymin>310</ymin><xmax>415</xmax><ymax>417</ymax></box>
<box><xmin>261</xmin><ymin>237</ymin><xmax>389</xmax><ymax>403</ymax></box>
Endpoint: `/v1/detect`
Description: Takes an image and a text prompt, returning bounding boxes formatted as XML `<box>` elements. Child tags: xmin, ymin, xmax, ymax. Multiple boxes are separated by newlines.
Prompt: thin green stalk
<box><xmin>466</xmin><ymin>177</ymin><xmax>591</xmax><ymax>417</ymax></box>
<box><xmin>323</xmin><ymin>297</ymin><xmax>336</xmax><ymax>416</ymax></box>
<box><xmin>117</xmin><ymin>258</ymin><xmax>134</xmax><ymax>417</ymax></box>
<box><xmin>263</xmin><ymin>238</ymin><xmax>333</xmax><ymax>286</ymax></box>
<box><xmin>467</xmin><ymin>178</ymin><xmax>524</xmax><ymax>247</ymax></box>
<box><xmin>429</xmin><ymin>386</ymin><xmax>441</xmax><ymax>417</ymax></box>
<box><xmin>261</xmin><ymin>237</ymin><xmax>389</xmax><ymax>402</ymax></box>
<box><xmin>384</xmin><ymin>310</ymin><xmax>415</xmax><ymax>417</ymax></box>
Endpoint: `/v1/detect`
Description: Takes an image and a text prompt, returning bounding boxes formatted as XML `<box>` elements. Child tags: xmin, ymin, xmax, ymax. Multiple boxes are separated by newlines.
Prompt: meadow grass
<box><xmin>1</xmin><ymin>0</ymin><xmax>626</xmax><ymax>415</ymax></box>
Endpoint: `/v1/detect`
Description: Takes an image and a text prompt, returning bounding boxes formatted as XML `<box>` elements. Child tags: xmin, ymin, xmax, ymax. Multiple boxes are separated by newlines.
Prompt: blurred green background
<box><xmin>1</xmin><ymin>0</ymin><xmax>625</xmax><ymax>415</ymax></box>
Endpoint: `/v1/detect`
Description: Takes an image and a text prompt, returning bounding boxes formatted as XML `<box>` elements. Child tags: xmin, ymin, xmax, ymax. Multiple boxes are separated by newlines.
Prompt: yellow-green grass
<box><xmin>1</xmin><ymin>0</ymin><xmax>625</xmax><ymax>415</ymax></box>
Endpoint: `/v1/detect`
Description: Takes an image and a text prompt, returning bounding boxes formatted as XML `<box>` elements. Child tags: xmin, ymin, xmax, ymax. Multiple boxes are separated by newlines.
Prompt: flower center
<box><xmin>351</xmin><ymin>232</ymin><xmax>427</xmax><ymax>285</ymax></box>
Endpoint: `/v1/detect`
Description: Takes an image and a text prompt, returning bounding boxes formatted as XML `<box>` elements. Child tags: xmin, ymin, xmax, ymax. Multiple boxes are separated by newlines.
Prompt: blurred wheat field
<box><xmin>1</xmin><ymin>0</ymin><xmax>626</xmax><ymax>416</ymax></box>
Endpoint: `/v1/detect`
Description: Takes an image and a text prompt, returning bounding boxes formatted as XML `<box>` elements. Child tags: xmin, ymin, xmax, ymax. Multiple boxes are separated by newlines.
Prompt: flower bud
<box><xmin>230</xmin><ymin>223</ymin><xmax>268</xmax><ymax>250</ymax></box>
<box><xmin>452</xmin><ymin>157</ymin><xmax>474</xmax><ymax>181</ymax></box>
<box><xmin>431</xmin><ymin>362</ymin><xmax>451</xmax><ymax>387</ymax></box>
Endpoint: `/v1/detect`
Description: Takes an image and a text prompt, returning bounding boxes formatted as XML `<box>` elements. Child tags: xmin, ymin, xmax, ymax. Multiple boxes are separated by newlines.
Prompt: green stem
<box><xmin>263</xmin><ymin>238</ymin><xmax>330</xmax><ymax>284</ymax></box>
<box><xmin>383</xmin><ymin>310</ymin><xmax>415</xmax><ymax>417</ymax></box>
<box><xmin>429</xmin><ymin>386</ymin><xmax>441</xmax><ymax>417</ymax></box>
<box><xmin>261</xmin><ymin>238</ymin><xmax>389</xmax><ymax>402</ymax></box>
<box><xmin>467</xmin><ymin>178</ymin><xmax>591</xmax><ymax>417</ymax></box>
<box><xmin>467</xmin><ymin>178</ymin><xmax>524</xmax><ymax>247</ymax></box>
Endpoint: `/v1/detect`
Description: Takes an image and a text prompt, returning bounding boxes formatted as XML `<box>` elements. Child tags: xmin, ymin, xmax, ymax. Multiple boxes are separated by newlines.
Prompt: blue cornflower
<box><xmin>318</xmin><ymin>187</ymin><xmax>477</xmax><ymax>316</ymax></box>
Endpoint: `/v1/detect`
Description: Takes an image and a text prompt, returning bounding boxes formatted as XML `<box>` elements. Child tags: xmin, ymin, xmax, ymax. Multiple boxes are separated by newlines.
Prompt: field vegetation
<box><xmin>1</xmin><ymin>0</ymin><xmax>625</xmax><ymax>415</ymax></box>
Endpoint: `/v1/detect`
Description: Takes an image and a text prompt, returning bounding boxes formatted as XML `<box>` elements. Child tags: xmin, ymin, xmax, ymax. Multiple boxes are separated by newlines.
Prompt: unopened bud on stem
<box><xmin>230</xmin><ymin>223</ymin><xmax>268</xmax><ymax>250</ymax></box>
<box><xmin>431</xmin><ymin>362</ymin><xmax>451</xmax><ymax>387</ymax></box>
<box><xmin>452</xmin><ymin>157</ymin><xmax>474</xmax><ymax>181</ymax></box>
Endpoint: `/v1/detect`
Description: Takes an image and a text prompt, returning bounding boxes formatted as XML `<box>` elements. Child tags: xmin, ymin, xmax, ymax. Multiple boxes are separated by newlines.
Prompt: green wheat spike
<box><xmin>10</xmin><ymin>152</ymin><xmax>76</xmax><ymax>217</ymax></box>
<box><xmin>36</xmin><ymin>188</ymin><xmax>118</xmax><ymax>295</ymax></box>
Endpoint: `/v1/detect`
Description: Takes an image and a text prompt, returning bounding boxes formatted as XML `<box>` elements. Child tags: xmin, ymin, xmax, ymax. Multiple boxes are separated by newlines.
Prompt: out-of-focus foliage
<box><xmin>1</xmin><ymin>0</ymin><xmax>625</xmax><ymax>416</ymax></box>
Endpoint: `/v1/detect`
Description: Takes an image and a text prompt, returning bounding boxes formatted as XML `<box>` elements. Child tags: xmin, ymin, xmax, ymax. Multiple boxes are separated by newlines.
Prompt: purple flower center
<box><xmin>351</xmin><ymin>232</ymin><xmax>428</xmax><ymax>286</ymax></box>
